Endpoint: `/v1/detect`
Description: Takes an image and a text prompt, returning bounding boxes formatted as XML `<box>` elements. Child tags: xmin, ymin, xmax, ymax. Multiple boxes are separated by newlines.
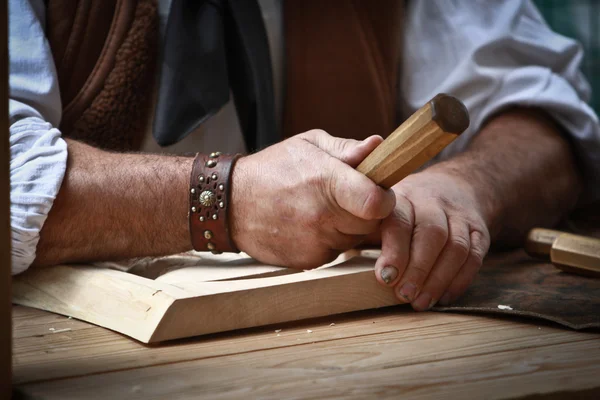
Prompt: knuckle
<box><xmin>298</xmin><ymin>129</ymin><xmax>327</xmax><ymax>145</ymax></box>
<box><xmin>407</xmin><ymin>262</ymin><xmax>430</xmax><ymax>282</ymax></box>
<box><xmin>392</xmin><ymin>195</ymin><xmax>415</xmax><ymax>226</ymax></box>
<box><xmin>421</xmin><ymin>223</ymin><xmax>448</xmax><ymax>243</ymax></box>
<box><xmin>448</xmin><ymin>236</ymin><xmax>470</xmax><ymax>259</ymax></box>
<box><xmin>360</xmin><ymin>186</ymin><xmax>385</xmax><ymax>219</ymax></box>
<box><xmin>332</xmin><ymin>138</ymin><xmax>359</xmax><ymax>162</ymax></box>
<box><xmin>314</xmin><ymin>129</ymin><xmax>331</xmax><ymax>147</ymax></box>
<box><xmin>392</xmin><ymin>208</ymin><xmax>414</xmax><ymax>230</ymax></box>
<box><xmin>382</xmin><ymin>253</ymin><xmax>408</xmax><ymax>272</ymax></box>
<box><xmin>469</xmin><ymin>230</ymin><xmax>490</xmax><ymax>265</ymax></box>
<box><xmin>306</xmin><ymin>206</ymin><xmax>329</xmax><ymax>227</ymax></box>
<box><xmin>312</xmin><ymin>129</ymin><xmax>329</xmax><ymax>137</ymax></box>
<box><xmin>425</xmin><ymin>274</ymin><xmax>447</xmax><ymax>291</ymax></box>
<box><xmin>469</xmin><ymin>246</ymin><xmax>486</xmax><ymax>266</ymax></box>
<box><xmin>307</xmin><ymin>128</ymin><xmax>327</xmax><ymax>139</ymax></box>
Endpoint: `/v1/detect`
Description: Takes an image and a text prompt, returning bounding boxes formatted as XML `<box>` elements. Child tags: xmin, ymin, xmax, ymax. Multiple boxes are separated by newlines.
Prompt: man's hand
<box><xmin>231</xmin><ymin>130</ymin><xmax>396</xmax><ymax>269</ymax></box>
<box><xmin>373</xmin><ymin>166</ymin><xmax>491</xmax><ymax>311</ymax></box>
<box><xmin>370</xmin><ymin>108</ymin><xmax>581</xmax><ymax>311</ymax></box>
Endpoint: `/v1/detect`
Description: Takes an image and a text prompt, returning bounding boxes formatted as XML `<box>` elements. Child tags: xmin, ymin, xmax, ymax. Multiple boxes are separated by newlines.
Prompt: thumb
<box><xmin>301</xmin><ymin>130</ymin><xmax>383</xmax><ymax>168</ymax></box>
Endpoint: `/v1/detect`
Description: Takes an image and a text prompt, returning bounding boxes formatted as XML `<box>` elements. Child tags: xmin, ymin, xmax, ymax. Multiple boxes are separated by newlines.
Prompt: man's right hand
<box><xmin>230</xmin><ymin>130</ymin><xmax>396</xmax><ymax>269</ymax></box>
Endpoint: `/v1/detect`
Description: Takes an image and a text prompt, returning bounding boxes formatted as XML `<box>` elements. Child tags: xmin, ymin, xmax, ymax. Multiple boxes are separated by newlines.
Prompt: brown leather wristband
<box><xmin>189</xmin><ymin>152</ymin><xmax>241</xmax><ymax>254</ymax></box>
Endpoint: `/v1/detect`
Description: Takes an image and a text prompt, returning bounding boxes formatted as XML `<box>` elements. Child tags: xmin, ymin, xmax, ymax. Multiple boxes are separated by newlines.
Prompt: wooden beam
<box><xmin>0</xmin><ymin>0</ymin><xmax>12</xmax><ymax>394</ymax></box>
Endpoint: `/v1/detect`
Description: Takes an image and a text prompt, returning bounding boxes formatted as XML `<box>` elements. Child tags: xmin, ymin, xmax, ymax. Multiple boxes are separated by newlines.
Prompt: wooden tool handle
<box><xmin>525</xmin><ymin>228</ymin><xmax>600</xmax><ymax>277</ymax></box>
<box><xmin>356</xmin><ymin>93</ymin><xmax>469</xmax><ymax>188</ymax></box>
<box><xmin>551</xmin><ymin>233</ymin><xmax>600</xmax><ymax>278</ymax></box>
<box><xmin>524</xmin><ymin>228</ymin><xmax>563</xmax><ymax>259</ymax></box>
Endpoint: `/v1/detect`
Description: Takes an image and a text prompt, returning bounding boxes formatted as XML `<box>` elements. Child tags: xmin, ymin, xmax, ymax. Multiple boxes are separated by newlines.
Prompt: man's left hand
<box><xmin>372</xmin><ymin>164</ymin><xmax>492</xmax><ymax>311</ymax></box>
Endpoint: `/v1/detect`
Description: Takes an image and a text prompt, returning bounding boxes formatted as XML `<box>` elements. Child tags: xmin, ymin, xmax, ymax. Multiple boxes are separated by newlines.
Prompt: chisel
<box><xmin>525</xmin><ymin>228</ymin><xmax>600</xmax><ymax>277</ymax></box>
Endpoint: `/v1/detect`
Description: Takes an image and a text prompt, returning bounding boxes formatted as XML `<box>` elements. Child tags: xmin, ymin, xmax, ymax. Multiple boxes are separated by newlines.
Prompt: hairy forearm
<box><xmin>34</xmin><ymin>139</ymin><xmax>193</xmax><ymax>266</ymax></box>
<box><xmin>435</xmin><ymin>108</ymin><xmax>582</xmax><ymax>247</ymax></box>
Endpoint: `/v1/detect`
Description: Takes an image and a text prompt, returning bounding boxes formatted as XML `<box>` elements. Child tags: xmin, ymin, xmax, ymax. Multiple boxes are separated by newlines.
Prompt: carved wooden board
<box><xmin>12</xmin><ymin>250</ymin><xmax>401</xmax><ymax>343</ymax></box>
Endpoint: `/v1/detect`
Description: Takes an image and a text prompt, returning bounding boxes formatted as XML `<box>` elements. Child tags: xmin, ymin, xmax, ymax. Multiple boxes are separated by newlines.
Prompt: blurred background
<box><xmin>535</xmin><ymin>0</ymin><xmax>600</xmax><ymax>113</ymax></box>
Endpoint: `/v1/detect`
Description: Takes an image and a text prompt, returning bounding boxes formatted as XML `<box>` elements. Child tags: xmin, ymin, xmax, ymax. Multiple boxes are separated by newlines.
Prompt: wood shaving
<box><xmin>50</xmin><ymin>328</ymin><xmax>72</xmax><ymax>334</ymax></box>
<box><xmin>329</xmin><ymin>323</ymin><xmax>335</xmax><ymax>326</ymax></box>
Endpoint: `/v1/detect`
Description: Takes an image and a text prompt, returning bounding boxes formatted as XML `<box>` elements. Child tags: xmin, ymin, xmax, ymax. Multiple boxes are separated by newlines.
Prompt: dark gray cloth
<box><xmin>153</xmin><ymin>0</ymin><xmax>278</xmax><ymax>151</ymax></box>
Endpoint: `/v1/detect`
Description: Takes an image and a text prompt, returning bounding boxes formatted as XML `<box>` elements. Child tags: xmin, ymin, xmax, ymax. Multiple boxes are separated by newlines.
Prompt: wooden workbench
<box><xmin>12</xmin><ymin>302</ymin><xmax>600</xmax><ymax>399</ymax></box>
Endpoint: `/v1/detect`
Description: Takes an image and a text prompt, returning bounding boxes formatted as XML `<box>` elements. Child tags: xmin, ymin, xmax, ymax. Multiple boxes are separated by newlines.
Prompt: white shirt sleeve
<box><xmin>9</xmin><ymin>0</ymin><xmax>67</xmax><ymax>274</ymax></box>
<box><xmin>401</xmin><ymin>0</ymin><xmax>600</xmax><ymax>203</ymax></box>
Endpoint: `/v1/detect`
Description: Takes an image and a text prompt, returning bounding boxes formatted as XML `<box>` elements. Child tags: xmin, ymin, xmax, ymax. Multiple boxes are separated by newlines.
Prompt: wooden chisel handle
<box><xmin>524</xmin><ymin>228</ymin><xmax>563</xmax><ymax>259</ymax></box>
<box><xmin>356</xmin><ymin>93</ymin><xmax>470</xmax><ymax>188</ymax></box>
<box><xmin>551</xmin><ymin>233</ymin><xmax>600</xmax><ymax>278</ymax></box>
<box><xmin>525</xmin><ymin>228</ymin><xmax>600</xmax><ymax>277</ymax></box>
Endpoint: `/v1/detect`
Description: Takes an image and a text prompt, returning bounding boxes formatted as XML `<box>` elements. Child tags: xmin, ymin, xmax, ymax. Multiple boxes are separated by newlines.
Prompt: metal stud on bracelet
<box><xmin>189</xmin><ymin>152</ymin><xmax>241</xmax><ymax>254</ymax></box>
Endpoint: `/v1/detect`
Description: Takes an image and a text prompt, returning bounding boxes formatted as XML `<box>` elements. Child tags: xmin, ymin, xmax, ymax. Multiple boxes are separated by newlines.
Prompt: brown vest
<box><xmin>46</xmin><ymin>0</ymin><xmax>403</xmax><ymax>150</ymax></box>
<box><xmin>46</xmin><ymin>0</ymin><xmax>158</xmax><ymax>151</ymax></box>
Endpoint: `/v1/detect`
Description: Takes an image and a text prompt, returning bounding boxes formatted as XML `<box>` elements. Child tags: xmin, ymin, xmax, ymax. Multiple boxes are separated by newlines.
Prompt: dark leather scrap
<box><xmin>433</xmin><ymin>250</ymin><xmax>600</xmax><ymax>330</ymax></box>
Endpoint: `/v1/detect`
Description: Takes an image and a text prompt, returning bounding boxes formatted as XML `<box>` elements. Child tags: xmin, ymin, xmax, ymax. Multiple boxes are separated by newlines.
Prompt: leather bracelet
<box><xmin>189</xmin><ymin>152</ymin><xmax>241</xmax><ymax>254</ymax></box>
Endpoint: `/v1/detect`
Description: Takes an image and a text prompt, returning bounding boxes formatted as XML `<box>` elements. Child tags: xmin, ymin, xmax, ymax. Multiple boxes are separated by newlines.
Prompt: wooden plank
<box><xmin>145</xmin><ymin>258</ymin><xmax>400</xmax><ymax>342</ymax></box>
<box><xmin>17</xmin><ymin>320</ymin><xmax>600</xmax><ymax>399</ymax></box>
<box><xmin>14</xmin><ymin>252</ymin><xmax>414</xmax><ymax>343</ymax></box>
<box><xmin>0</xmin><ymin>0</ymin><xmax>11</xmax><ymax>394</ymax></box>
<box><xmin>13</xmin><ymin>265</ymin><xmax>190</xmax><ymax>343</ymax></box>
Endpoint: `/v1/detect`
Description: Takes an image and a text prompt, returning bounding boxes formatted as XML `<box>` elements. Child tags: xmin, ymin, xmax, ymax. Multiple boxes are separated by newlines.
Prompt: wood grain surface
<box><xmin>13</xmin><ymin>305</ymin><xmax>600</xmax><ymax>399</ymax></box>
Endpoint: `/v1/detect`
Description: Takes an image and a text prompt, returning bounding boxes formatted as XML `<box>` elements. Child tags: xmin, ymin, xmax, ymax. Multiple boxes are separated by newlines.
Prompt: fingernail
<box><xmin>397</xmin><ymin>283</ymin><xmax>417</xmax><ymax>302</ymax></box>
<box><xmin>439</xmin><ymin>291</ymin><xmax>452</xmax><ymax>306</ymax></box>
<box><xmin>380</xmin><ymin>266</ymin><xmax>398</xmax><ymax>284</ymax></box>
<box><xmin>413</xmin><ymin>292</ymin><xmax>432</xmax><ymax>311</ymax></box>
<box><xmin>429</xmin><ymin>298</ymin><xmax>438</xmax><ymax>309</ymax></box>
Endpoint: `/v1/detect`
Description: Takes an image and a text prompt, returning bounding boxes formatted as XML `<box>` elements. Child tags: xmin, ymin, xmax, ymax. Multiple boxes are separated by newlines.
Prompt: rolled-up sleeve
<box><xmin>9</xmin><ymin>0</ymin><xmax>67</xmax><ymax>274</ymax></box>
<box><xmin>401</xmin><ymin>0</ymin><xmax>600</xmax><ymax>202</ymax></box>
